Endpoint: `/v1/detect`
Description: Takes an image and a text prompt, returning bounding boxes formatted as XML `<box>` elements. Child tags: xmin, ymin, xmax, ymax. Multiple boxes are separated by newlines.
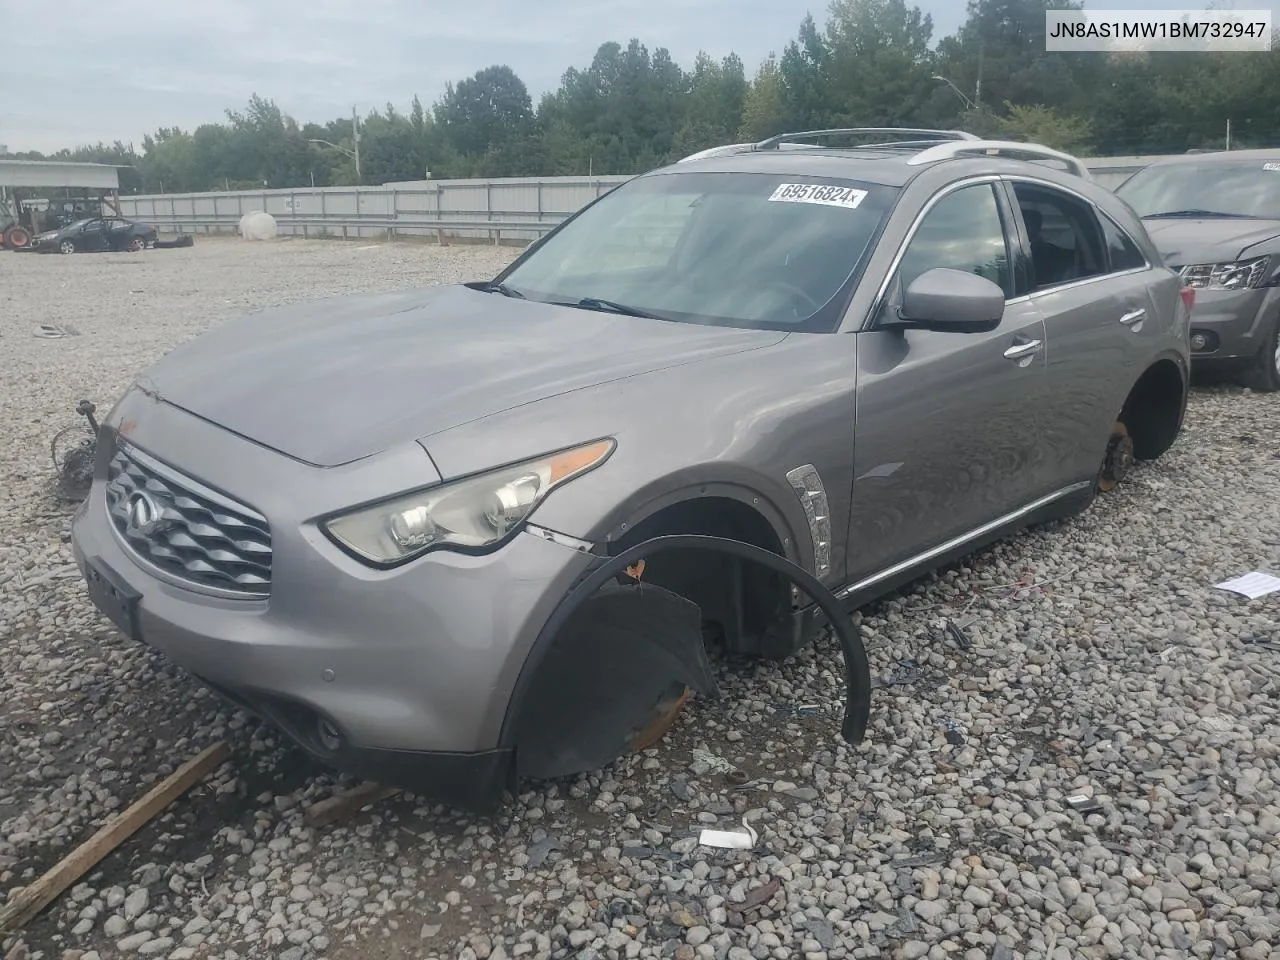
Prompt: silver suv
<box><xmin>1115</xmin><ymin>148</ymin><xmax>1280</xmax><ymax>391</ymax></box>
<box><xmin>72</xmin><ymin>129</ymin><xmax>1191</xmax><ymax>810</ymax></box>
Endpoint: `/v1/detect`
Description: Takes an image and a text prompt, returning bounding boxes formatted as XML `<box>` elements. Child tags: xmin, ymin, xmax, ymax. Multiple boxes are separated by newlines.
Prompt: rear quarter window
<box><xmin>1100</xmin><ymin>215</ymin><xmax>1148</xmax><ymax>272</ymax></box>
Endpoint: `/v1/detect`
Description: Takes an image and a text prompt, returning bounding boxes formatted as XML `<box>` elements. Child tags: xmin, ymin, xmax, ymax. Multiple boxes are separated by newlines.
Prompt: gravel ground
<box><xmin>2</xmin><ymin>237</ymin><xmax>1279</xmax><ymax>960</ymax></box>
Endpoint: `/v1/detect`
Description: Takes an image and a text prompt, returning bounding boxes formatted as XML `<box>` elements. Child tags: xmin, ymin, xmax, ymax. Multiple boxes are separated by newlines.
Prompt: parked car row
<box><xmin>67</xmin><ymin>128</ymin><xmax>1267</xmax><ymax>811</ymax></box>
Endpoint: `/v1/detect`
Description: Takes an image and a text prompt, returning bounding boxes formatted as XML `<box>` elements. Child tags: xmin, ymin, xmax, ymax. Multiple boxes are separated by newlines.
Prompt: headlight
<box><xmin>322</xmin><ymin>438</ymin><xmax>614</xmax><ymax>566</ymax></box>
<box><xmin>1178</xmin><ymin>256</ymin><xmax>1271</xmax><ymax>291</ymax></box>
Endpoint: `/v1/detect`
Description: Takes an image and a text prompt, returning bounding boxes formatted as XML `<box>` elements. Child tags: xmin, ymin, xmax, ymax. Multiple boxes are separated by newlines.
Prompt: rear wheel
<box><xmin>128</xmin><ymin>236</ymin><xmax>146</xmax><ymax>252</ymax></box>
<box><xmin>1244</xmin><ymin>318</ymin><xmax>1280</xmax><ymax>393</ymax></box>
<box><xmin>59</xmin><ymin>239</ymin><xmax>76</xmax><ymax>255</ymax></box>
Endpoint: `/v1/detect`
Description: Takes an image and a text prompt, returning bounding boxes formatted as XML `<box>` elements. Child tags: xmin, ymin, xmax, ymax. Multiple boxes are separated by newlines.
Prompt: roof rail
<box><xmin>676</xmin><ymin>142</ymin><xmax>759</xmax><ymax>163</ymax></box>
<box><xmin>755</xmin><ymin>127</ymin><xmax>980</xmax><ymax>150</ymax></box>
<box><xmin>906</xmin><ymin>140</ymin><xmax>1093</xmax><ymax>180</ymax></box>
<box><xmin>677</xmin><ymin>128</ymin><xmax>980</xmax><ymax>164</ymax></box>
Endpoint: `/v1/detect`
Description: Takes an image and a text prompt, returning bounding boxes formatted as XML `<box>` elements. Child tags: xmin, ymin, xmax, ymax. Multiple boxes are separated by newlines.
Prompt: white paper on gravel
<box><xmin>1213</xmin><ymin>572</ymin><xmax>1280</xmax><ymax>599</ymax></box>
<box><xmin>698</xmin><ymin>818</ymin><xmax>758</xmax><ymax>850</ymax></box>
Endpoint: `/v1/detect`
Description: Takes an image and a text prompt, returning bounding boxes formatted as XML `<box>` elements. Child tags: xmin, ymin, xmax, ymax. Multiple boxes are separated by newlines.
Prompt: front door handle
<box><xmin>1120</xmin><ymin>307</ymin><xmax>1147</xmax><ymax>328</ymax></box>
<box><xmin>1004</xmin><ymin>338</ymin><xmax>1044</xmax><ymax>364</ymax></box>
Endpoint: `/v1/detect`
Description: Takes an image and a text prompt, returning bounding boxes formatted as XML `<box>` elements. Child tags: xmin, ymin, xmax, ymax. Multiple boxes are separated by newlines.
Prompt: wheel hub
<box><xmin>1102</xmin><ymin>431</ymin><xmax>1135</xmax><ymax>488</ymax></box>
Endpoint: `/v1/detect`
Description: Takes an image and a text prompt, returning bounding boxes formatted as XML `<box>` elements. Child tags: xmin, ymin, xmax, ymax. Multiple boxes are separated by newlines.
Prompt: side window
<box><xmin>1012</xmin><ymin>183</ymin><xmax>1107</xmax><ymax>291</ymax></box>
<box><xmin>895</xmin><ymin>183</ymin><xmax>1012</xmax><ymax>297</ymax></box>
<box><xmin>1100</xmin><ymin>214</ymin><xmax>1147</xmax><ymax>272</ymax></box>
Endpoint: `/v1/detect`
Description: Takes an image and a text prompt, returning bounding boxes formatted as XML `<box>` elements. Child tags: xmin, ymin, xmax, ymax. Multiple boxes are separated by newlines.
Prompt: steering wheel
<box><xmin>764</xmin><ymin>279</ymin><xmax>824</xmax><ymax>319</ymax></box>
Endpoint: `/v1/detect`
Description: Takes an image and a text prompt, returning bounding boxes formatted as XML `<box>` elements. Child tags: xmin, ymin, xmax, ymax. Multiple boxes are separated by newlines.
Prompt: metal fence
<box><xmin>117</xmin><ymin>177</ymin><xmax>632</xmax><ymax>244</ymax></box>
<box><xmin>115</xmin><ymin>157</ymin><xmax>1160</xmax><ymax>244</ymax></box>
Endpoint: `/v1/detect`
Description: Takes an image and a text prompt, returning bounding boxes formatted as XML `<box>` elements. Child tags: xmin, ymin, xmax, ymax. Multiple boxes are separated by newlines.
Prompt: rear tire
<box><xmin>128</xmin><ymin>236</ymin><xmax>146</xmax><ymax>252</ymax></box>
<box><xmin>1244</xmin><ymin>318</ymin><xmax>1280</xmax><ymax>393</ymax></box>
<box><xmin>4</xmin><ymin>226</ymin><xmax>31</xmax><ymax>250</ymax></box>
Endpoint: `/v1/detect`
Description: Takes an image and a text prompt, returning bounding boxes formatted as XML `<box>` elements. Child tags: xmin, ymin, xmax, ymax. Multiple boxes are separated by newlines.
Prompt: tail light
<box><xmin>1179</xmin><ymin>286</ymin><xmax>1196</xmax><ymax>312</ymax></box>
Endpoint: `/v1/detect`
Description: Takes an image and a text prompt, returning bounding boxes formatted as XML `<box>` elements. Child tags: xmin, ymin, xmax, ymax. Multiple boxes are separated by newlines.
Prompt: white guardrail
<box><xmin>115</xmin><ymin>158</ymin><xmax>1154</xmax><ymax>244</ymax></box>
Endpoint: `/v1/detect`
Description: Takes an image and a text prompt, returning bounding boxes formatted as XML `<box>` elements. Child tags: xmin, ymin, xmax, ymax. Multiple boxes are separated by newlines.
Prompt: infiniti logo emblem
<box><xmin>125</xmin><ymin>491</ymin><xmax>164</xmax><ymax>537</ymax></box>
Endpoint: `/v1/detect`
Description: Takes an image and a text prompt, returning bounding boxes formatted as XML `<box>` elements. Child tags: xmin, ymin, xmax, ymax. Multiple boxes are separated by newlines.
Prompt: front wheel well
<box><xmin>1119</xmin><ymin>359</ymin><xmax>1186</xmax><ymax>461</ymax></box>
<box><xmin>611</xmin><ymin>497</ymin><xmax>798</xmax><ymax>658</ymax></box>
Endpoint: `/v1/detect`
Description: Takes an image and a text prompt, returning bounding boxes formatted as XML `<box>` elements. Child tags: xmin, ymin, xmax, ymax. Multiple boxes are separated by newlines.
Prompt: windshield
<box><xmin>497</xmin><ymin>171</ymin><xmax>898</xmax><ymax>332</ymax></box>
<box><xmin>1117</xmin><ymin>160</ymin><xmax>1280</xmax><ymax>219</ymax></box>
<box><xmin>65</xmin><ymin>218</ymin><xmax>96</xmax><ymax>231</ymax></box>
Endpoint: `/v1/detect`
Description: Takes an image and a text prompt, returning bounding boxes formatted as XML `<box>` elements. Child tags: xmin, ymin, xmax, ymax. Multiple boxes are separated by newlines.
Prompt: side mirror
<box><xmin>886</xmin><ymin>267</ymin><xmax>1006</xmax><ymax>333</ymax></box>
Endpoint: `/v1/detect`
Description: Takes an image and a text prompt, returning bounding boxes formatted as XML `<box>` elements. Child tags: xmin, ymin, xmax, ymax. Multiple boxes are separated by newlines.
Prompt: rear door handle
<box><xmin>1120</xmin><ymin>307</ymin><xmax>1147</xmax><ymax>328</ymax></box>
<box><xmin>1004</xmin><ymin>338</ymin><xmax>1044</xmax><ymax>364</ymax></box>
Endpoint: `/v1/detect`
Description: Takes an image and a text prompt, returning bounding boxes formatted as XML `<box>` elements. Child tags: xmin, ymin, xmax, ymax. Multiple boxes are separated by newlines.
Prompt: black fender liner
<box><xmin>499</xmin><ymin>534</ymin><xmax>873</xmax><ymax>774</ymax></box>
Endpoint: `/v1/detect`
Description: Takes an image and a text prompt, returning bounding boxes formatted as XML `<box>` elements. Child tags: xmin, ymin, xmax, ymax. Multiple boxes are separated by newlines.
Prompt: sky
<box><xmin>2</xmin><ymin>0</ymin><xmax>1277</xmax><ymax>153</ymax></box>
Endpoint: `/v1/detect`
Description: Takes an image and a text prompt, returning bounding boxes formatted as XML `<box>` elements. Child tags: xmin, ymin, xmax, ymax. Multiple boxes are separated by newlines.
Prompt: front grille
<box><xmin>105</xmin><ymin>443</ymin><xmax>272</xmax><ymax>598</ymax></box>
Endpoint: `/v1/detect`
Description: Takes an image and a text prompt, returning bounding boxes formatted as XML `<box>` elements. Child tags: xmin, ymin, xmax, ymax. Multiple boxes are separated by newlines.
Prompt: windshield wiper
<box><xmin>1145</xmin><ymin>209</ymin><xmax>1257</xmax><ymax>219</ymax></box>
<box><xmin>561</xmin><ymin>297</ymin><xmax>667</xmax><ymax>320</ymax></box>
<box><xmin>475</xmin><ymin>281</ymin><xmax>527</xmax><ymax>299</ymax></box>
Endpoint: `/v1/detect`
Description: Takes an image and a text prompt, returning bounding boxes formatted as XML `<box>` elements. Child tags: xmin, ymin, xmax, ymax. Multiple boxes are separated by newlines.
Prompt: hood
<box><xmin>1143</xmin><ymin>217</ymin><xmax>1280</xmax><ymax>266</ymax></box>
<box><xmin>139</xmin><ymin>284</ymin><xmax>788</xmax><ymax>467</ymax></box>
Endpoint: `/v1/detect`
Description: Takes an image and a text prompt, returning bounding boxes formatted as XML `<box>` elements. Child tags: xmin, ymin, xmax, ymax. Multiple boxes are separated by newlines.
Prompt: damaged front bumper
<box><xmin>69</xmin><ymin>395</ymin><xmax>871</xmax><ymax>813</ymax></box>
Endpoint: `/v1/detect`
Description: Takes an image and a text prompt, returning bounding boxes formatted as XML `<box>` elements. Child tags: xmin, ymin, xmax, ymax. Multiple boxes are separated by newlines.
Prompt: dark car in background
<box><xmin>1116</xmin><ymin>149</ymin><xmax>1280</xmax><ymax>391</ymax></box>
<box><xmin>31</xmin><ymin>216</ymin><xmax>158</xmax><ymax>255</ymax></box>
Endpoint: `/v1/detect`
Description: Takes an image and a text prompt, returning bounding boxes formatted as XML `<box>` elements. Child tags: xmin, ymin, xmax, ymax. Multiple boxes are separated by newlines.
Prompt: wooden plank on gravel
<box><xmin>0</xmin><ymin>741</ymin><xmax>229</xmax><ymax>936</ymax></box>
<box><xmin>304</xmin><ymin>782</ymin><xmax>401</xmax><ymax>828</ymax></box>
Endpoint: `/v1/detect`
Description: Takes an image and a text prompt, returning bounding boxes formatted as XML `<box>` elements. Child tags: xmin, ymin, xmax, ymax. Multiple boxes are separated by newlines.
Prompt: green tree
<box><xmin>739</xmin><ymin>55</ymin><xmax>788</xmax><ymax>140</ymax></box>
<box><xmin>436</xmin><ymin>65</ymin><xmax>534</xmax><ymax>161</ymax></box>
<box><xmin>820</xmin><ymin>0</ymin><xmax>937</xmax><ymax>127</ymax></box>
<box><xmin>673</xmin><ymin>52</ymin><xmax>748</xmax><ymax>156</ymax></box>
<box><xmin>997</xmin><ymin>102</ymin><xmax>1093</xmax><ymax>151</ymax></box>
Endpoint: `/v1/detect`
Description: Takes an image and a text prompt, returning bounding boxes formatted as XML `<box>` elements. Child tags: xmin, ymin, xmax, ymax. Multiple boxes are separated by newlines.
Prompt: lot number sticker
<box><xmin>768</xmin><ymin>182</ymin><xmax>867</xmax><ymax>209</ymax></box>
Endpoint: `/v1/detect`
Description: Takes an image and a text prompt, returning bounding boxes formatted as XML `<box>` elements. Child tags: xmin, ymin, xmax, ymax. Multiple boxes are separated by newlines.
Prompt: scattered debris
<box><xmin>691</xmin><ymin>747</ymin><xmax>737</xmax><ymax>775</ymax></box>
<box><xmin>153</xmin><ymin>235</ymin><xmax>194</xmax><ymax>249</ymax></box>
<box><xmin>525</xmin><ymin>835</ymin><xmax>565</xmax><ymax>867</ymax></box>
<box><xmin>0</xmin><ymin>742</ymin><xmax>228</xmax><ymax>936</ymax></box>
<box><xmin>938</xmin><ymin>715</ymin><xmax>967</xmax><ymax>746</ymax></box>
<box><xmin>892</xmin><ymin>851</ymin><xmax>947</xmax><ymax>869</ymax></box>
<box><xmin>1213</xmin><ymin>571</ymin><xmax>1280</xmax><ymax>599</ymax></box>
<box><xmin>33</xmin><ymin>323</ymin><xmax>81</xmax><ymax>339</ymax></box>
<box><xmin>870</xmin><ymin>659</ymin><xmax>922</xmax><ymax>690</ymax></box>
<box><xmin>945</xmin><ymin>619</ymin><xmax>973</xmax><ymax>650</ymax></box>
<box><xmin>892</xmin><ymin>905</ymin><xmax>921</xmax><ymax>935</ymax></box>
<box><xmin>795</xmin><ymin>702</ymin><xmax>824</xmax><ymax>716</ymax></box>
<box><xmin>726</xmin><ymin>876</ymin><xmax>782</xmax><ymax>926</ymax></box>
<box><xmin>303</xmin><ymin>781</ymin><xmax>401</xmax><ymax>828</ymax></box>
<box><xmin>698</xmin><ymin>817</ymin><xmax>758</xmax><ymax>850</ymax></box>
<box><xmin>50</xmin><ymin>400</ymin><xmax>99</xmax><ymax>501</ymax></box>
<box><xmin>1065</xmin><ymin>793</ymin><xmax>1104</xmax><ymax>815</ymax></box>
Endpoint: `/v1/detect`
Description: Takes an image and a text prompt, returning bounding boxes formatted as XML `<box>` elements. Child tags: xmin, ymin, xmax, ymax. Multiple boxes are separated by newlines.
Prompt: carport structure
<box><xmin>1</xmin><ymin>158</ymin><xmax>123</xmax><ymax>249</ymax></box>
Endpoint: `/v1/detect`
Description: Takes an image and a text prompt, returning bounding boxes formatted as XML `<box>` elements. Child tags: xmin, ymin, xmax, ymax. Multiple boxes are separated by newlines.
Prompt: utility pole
<box><xmin>352</xmin><ymin>105</ymin><xmax>362</xmax><ymax>183</ymax></box>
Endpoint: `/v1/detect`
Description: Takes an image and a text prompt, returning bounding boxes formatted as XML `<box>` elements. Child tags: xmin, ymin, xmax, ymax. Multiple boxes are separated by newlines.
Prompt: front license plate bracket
<box><xmin>84</xmin><ymin>556</ymin><xmax>141</xmax><ymax>641</ymax></box>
